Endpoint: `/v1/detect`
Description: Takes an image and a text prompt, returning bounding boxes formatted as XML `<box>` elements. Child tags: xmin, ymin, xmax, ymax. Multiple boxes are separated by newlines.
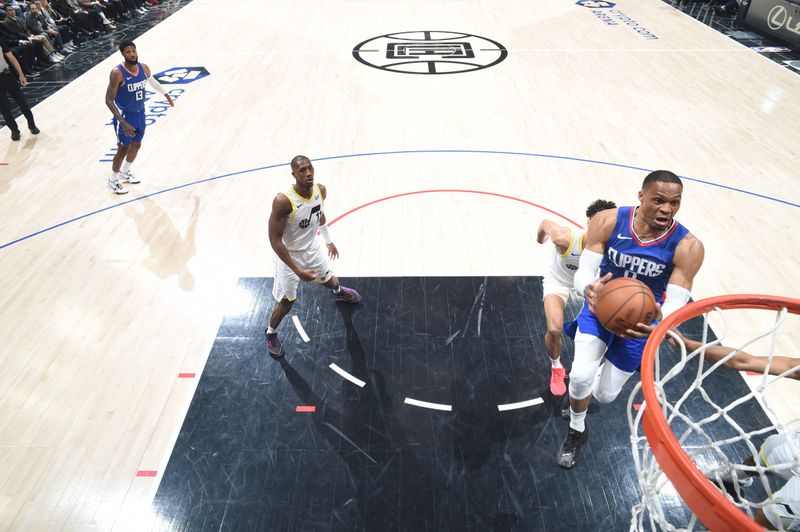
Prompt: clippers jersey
<box><xmin>547</xmin><ymin>230</ymin><xmax>585</xmax><ymax>287</ymax></box>
<box><xmin>114</xmin><ymin>63</ymin><xmax>147</xmax><ymax>113</ymax></box>
<box><xmin>600</xmin><ymin>206</ymin><xmax>689</xmax><ymax>303</ymax></box>
<box><xmin>280</xmin><ymin>184</ymin><xmax>324</xmax><ymax>251</ymax></box>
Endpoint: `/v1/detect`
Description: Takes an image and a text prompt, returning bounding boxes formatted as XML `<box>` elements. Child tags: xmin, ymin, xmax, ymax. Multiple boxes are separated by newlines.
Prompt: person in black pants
<box><xmin>0</xmin><ymin>42</ymin><xmax>39</xmax><ymax>141</ymax></box>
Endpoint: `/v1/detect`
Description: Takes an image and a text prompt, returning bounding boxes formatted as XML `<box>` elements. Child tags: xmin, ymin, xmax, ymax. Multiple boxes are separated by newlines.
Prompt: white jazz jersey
<box><xmin>280</xmin><ymin>184</ymin><xmax>324</xmax><ymax>251</ymax></box>
<box><xmin>545</xmin><ymin>230</ymin><xmax>585</xmax><ymax>287</ymax></box>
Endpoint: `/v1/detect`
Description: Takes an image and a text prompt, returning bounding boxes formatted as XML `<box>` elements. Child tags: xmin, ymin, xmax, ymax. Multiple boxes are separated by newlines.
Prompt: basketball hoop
<box><xmin>629</xmin><ymin>295</ymin><xmax>800</xmax><ymax>531</ymax></box>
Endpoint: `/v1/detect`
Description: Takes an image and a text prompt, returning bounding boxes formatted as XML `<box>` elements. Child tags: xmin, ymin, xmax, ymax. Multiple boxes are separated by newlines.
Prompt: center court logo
<box><xmin>100</xmin><ymin>66</ymin><xmax>210</xmax><ymax>163</ymax></box>
<box><xmin>353</xmin><ymin>31</ymin><xmax>508</xmax><ymax>75</ymax></box>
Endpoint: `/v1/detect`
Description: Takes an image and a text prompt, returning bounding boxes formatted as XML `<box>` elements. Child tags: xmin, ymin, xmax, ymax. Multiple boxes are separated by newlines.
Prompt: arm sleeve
<box><xmin>146</xmin><ymin>75</ymin><xmax>168</xmax><ymax>96</ymax></box>
<box><xmin>660</xmin><ymin>283</ymin><xmax>692</xmax><ymax>319</ymax></box>
<box><xmin>319</xmin><ymin>224</ymin><xmax>332</xmax><ymax>244</ymax></box>
<box><xmin>573</xmin><ymin>249</ymin><xmax>604</xmax><ymax>296</ymax></box>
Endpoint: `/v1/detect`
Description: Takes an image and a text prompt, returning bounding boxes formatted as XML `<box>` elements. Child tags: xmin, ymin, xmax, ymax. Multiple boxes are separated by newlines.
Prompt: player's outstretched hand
<box><xmin>585</xmin><ymin>272</ymin><xmax>613</xmax><ymax>313</ymax></box>
<box><xmin>297</xmin><ymin>268</ymin><xmax>316</xmax><ymax>282</ymax></box>
<box><xmin>326</xmin><ymin>242</ymin><xmax>339</xmax><ymax>260</ymax></box>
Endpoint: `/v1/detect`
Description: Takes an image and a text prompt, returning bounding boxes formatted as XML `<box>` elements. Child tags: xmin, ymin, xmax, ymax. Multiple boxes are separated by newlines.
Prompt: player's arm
<box><xmin>316</xmin><ymin>184</ymin><xmax>338</xmax><ymax>259</ymax></box>
<box><xmin>573</xmin><ymin>208</ymin><xmax>617</xmax><ymax>312</ymax></box>
<box><xmin>674</xmin><ymin>332</ymin><xmax>800</xmax><ymax>380</ymax></box>
<box><xmin>269</xmin><ymin>194</ymin><xmax>316</xmax><ymax>282</ymax></box>
<box><xmin>142</xmin><ymin>63</ymin><xmax>173</xmax><ymax>107</ymax></box>
<box><xmin>105</xmin><ymin>68</ymin><xmax>135</xmax><ymax>136</ymax></box>
<box><xmin>536</xmin><ymin>219</ymin><xmax>572</xmax><ymax>254</ymax></box>
<box><xmin>661</xmin><ymin>233</ymin><xmax>705</xmax><ymax>319</ymax></box>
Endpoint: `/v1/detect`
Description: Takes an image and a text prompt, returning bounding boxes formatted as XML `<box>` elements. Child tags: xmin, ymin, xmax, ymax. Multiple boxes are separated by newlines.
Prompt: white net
<box><xmin>629</xmin><ymin>302</ymin><xmax>800</xmax><ymax>531</ymax></box>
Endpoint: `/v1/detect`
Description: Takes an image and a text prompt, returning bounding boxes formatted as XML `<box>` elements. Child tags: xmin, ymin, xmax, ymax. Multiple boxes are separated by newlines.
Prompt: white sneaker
<box><xmin>107</xmin><ymin>179</ymin><xmax>128</xmax><ymax>194</ymax></box>
<box><xmin>122</xmin><ymin>171</ymin><xmax>140</xmax><ymax>184</ymax></box>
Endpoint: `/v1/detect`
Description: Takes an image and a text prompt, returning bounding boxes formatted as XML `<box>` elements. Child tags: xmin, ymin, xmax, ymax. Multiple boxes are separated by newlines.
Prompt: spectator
<box><xmin>32</xmin><ymin>1</ymin><xmax>76</xmax><ymax>53</ymax></box>
<box><xmin>25</xmin><ymin>2</ymin><xmax>67</xmax><ymax>58</ymax></box>
<box><xmin>3</xmin><ymin>4</ymin><xmax>61</xmax><ymax>63</ymax></box>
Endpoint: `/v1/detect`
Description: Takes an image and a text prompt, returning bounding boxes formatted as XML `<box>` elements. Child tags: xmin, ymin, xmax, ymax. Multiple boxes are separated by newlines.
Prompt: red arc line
<box><xmin>326</xmin><ymin>189</ymin><xmax>584</xmax><ymax>228</ymax></box>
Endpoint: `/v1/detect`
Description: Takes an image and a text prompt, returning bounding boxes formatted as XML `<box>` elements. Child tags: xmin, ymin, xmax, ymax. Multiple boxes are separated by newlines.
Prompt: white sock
<box><xmin>551</xmin><ymin>357</ymin><xmax>562</xmax><ymax>369</ymax></box>
<box><xmin>569</xmin><ymin>408</ymin><xmax>587</xmax><ymax>432</ymax></box>
<box><xmin>111</xmin><ymin>171</ymin><xmax>121</xmax><ymax>183</ymax></box>
<box><xmin>121</xmin><ymin>160</ymin><xmax>132</xmax><ymax>174</ymax></box>
<box><xmin>266</xmin><ymin>326</ymin><xmax>276</xmax><ymax>335</ymax></box>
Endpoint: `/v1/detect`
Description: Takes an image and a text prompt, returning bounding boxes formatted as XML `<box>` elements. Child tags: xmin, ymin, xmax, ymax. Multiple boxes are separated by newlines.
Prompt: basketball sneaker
<box><xmin>556</xmin><ymin>427</ymin><xmax>588</xmax><ymax>469</ymax></box>
<box><xmin>265</xmin><ymin>332</ymin><xmax>282</xmax><ymax>357</ymax></box>
<box><xmin>107</xmin><ymin>179</ymin><xmax>128</xmax><ymax>194</ymax></box>
<box><xmin>122</xmin><ymin>171</ymin><xmax>140</xmax><ymax>184</ymax></box>
<box><xmin>550</xmin><ymin>367</ymin><xmax>568</xmax><ymax>396</ymax></box>
<box><xmin>335</xmin><ymin>286</ymin><xmax>361</xmax><ymax>303</ymax></box>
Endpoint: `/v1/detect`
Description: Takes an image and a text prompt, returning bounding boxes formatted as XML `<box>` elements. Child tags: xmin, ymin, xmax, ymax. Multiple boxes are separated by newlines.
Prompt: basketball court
<box><xmin>0</xmin><ymin>0</ymin><xmax>798</xmax><ymax>530</ymax></box>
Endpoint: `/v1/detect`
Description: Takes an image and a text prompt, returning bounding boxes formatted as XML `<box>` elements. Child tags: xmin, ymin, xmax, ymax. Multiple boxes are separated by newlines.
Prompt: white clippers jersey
<box><xmin>546</xmin><ymin>230</ymin><xmax>585</xmax><ymax>287</ymax></box>
<box><xmin>280</xmin><ymin>184</ymin><xmax>324</xmax><ymax>251</ymax></box>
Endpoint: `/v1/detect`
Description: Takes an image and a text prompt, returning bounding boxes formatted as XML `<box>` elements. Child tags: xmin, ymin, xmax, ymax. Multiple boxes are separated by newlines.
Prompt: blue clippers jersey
<box><xmin>599</xmin><ymin>206</ymin><xmax>689</xmax><ymax>304</ymax></box>
<box><xmin>114</xmin><ymin>64</ymin><xmax>147</xmax><ymax>113</ymax></box>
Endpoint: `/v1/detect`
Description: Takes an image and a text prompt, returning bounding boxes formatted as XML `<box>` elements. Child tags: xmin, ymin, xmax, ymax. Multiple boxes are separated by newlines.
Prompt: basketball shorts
<box><xmin>542</xmin><ymin>276</ymin><xmax>580</xmax><ymax>303</ymax></box>
<box><xmin>272</xmin><ymin>243</ymin><xmax>333</xmax><ymax>302</ymax></box>
<box><xmin>113</xmin><ymin>110</ymin><xmax>146</xmax><ymax>145</ymax></box>
<box><xmin>564</xmin><ymin>302</ymin><xmax>655</xmax><ymax>373</ymax></box>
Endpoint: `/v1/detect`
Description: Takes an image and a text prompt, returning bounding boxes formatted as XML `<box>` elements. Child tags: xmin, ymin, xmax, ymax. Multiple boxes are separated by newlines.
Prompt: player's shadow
<box><xmin>123</xmin><ymin>195</ymin><xmax>200</xmax><ymax>291</ymax></box>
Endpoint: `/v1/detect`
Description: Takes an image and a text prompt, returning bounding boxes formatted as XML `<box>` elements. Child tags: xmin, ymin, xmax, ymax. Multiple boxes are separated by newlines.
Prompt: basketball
<box><xmin>594</xmin><ymin>277</ymin><xmax>658</xmax><ymax>336</ymax></box>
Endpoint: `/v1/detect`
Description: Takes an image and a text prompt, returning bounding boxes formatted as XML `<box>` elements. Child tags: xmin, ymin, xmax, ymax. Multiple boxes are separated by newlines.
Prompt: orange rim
<box><xmin>640</xmin><ymin>294</ymin><xmax>800</xmax><ymax>531</ymax></box>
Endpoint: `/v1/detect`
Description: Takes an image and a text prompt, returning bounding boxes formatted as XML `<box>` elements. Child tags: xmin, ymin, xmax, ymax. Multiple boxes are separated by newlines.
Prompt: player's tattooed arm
<box><xmin>269</xmin><ymin>194</ymin><xmax>316</xmax><ymax>282</ymax></box>
<box><xmin>105</xmin><ymin>68</ymin><xmax>135</xmax><ymax>136</ymax></box>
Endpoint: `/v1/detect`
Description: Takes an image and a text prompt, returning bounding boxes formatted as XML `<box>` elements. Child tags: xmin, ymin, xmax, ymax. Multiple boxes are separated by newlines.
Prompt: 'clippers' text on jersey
<box><xmin>599</xmin><ymin>206</ymin><xmax>689</xmax><ymax>303</ymax></box>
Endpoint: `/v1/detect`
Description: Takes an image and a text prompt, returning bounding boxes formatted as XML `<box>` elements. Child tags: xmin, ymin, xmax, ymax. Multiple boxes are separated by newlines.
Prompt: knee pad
<box><xmin>592</xmin><ymin>385</ymin><xmax>621</xmax><ymax>404</ymax></box>
<box><xmin>568</xmin><ymin>366</ymin><xmax>596</xmax><ymax>400</ymax></box>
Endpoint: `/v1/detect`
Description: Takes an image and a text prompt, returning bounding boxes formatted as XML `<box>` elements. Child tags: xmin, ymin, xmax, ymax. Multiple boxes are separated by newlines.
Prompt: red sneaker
<box><xmin>550</xmin><ymin>367</ymin><xmax>568</xmax><ymax>396</ymax></box>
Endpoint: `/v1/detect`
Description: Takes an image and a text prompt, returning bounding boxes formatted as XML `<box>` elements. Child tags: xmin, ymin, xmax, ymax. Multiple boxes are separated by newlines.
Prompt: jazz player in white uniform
<box><xmin>537</xmin><ymin>199</ymin><xmax>616</xmax><ymax>396</ymax></box>
<box><xmin>265</xmin><ymin>155</ymin><xmax>361</xmax><ymax>357</ymax></box>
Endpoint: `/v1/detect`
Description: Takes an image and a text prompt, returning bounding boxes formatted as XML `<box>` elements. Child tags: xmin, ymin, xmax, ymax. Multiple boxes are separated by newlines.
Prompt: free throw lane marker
<box><xmin>292</xmin><ymin>315</ymin><xmax>310</xmax><ymax>342</ymax></box>
<box><xmin>329</xmin><ymin>363</ymin><xmax>366</xmax><ymax>388</ymax></box>
<box><xmin>497</xmin><ymin>397</ymin><xmax>544</xmax><ymax>411</ymax></box>
<box><xmin>404</xmin><ymin>397</ymin><xmax>452</xmax><ymax>411</ymax></box>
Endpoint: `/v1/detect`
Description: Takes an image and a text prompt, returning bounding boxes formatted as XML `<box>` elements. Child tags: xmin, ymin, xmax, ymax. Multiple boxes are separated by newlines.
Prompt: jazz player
<box><xmin>556</xmin><ymin>170</ymin><xmax>705</xmax><ymax>468</ymax></box>
<box><xmin>104</xmin><ymin>40</ymin><xmax>174</xmax><ymax>194</ymax></box>
<box><xmin>536</xmin><ymin>199</ymin><xmax>616</xmax><ymax>396</ymax></box>
<box><xmin>265</xmin><ymin>155</ymin><xmax>361</xmax><ymax>357</ymax></box>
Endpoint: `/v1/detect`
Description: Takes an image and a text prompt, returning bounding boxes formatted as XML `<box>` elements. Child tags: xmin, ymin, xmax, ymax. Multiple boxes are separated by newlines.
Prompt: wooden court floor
<box><xmin>0</xmin><ymin>0</ymin><xmax>798</xmax><ymax>529</ymax></box>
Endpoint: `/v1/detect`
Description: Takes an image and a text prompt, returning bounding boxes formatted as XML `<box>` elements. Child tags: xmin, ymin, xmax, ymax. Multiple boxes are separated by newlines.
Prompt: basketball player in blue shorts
<box><xmin>264</xmin><ymin>155</ymin><xmax>361</xmax><ymax>357</ymax></box>
<box><xmin>556</xmin><ymin>170</ymin><xmax>705</xmax><ymax>468</ymax></box>
<box><xmin>104</xmin><ymin>40</ymin><xmax>174</xmax><ymax>194</ymax></box>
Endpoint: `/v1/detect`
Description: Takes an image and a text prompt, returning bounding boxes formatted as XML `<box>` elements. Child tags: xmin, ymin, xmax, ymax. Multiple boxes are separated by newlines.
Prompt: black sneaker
<box><xmin>11</xmin><ymin>130</ymin><xmax>20</xmax><ymax>141</ymax></box>
<box><xmin>29</xmin><ymin>124</ymin><xmax>40</xmax><ymax>135</ymax></box>
<box><xmin>556</xmin><ymin>427</ymin><xmax>588</xmax><ymax>469</ymax></box>
<box><xmin>265</xmin><ymin>331</ymin><xmax>283</xmax><ymax>357</ymax></box>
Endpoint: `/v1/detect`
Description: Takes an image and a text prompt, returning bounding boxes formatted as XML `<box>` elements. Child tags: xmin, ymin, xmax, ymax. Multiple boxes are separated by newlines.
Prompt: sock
<box><xmin>121</xmin><ymin>159</ymin><xmax>132</xmax><ymax>174</ymax></box>
<box><xmin>333</xmin><ymin>286</ymin><xmax>341</xmax><ymax>294</ymax></box>
<box><xmin>266</xmin><ymin>326</ymin><xmax>276</xmax><ymax>335</ymax></box>
<box><xmin>551</xmin><ymin>357</ymin><xmax>562</xmax><ymax>369</ymax></box>
<box><xmin>569</xmin><ymin>408</ymin><xmax>586</xmax><ymax>432</ymax></box>
<box><xmin>111</xmin><ymin>171</ymin><xmax>121</xmax><ymax>183</ymax></box>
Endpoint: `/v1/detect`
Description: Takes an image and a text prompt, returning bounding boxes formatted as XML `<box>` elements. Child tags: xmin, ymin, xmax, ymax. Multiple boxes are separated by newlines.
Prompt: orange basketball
<box><xmin>594</xmin><ymin>277</ymin><xmax>658</xmax><ymax>336</ymax></box>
